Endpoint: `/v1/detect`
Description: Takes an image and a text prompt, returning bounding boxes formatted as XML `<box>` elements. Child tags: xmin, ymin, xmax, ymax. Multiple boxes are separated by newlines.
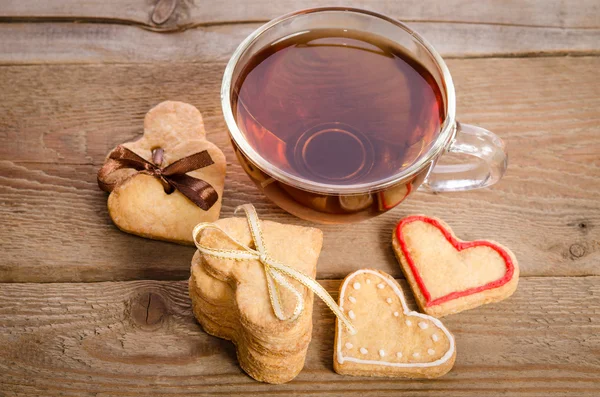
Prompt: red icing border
<box><xmin>395</xmin><ymin>215</ymin><xmax>515</xmax><ymax>307</ymax></box>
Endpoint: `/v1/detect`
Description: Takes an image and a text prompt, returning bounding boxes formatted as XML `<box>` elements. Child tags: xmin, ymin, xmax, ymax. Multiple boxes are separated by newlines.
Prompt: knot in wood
<box><xmin>152</xmin><ymin>0</ymin><xmax>178</xmax><ymax>25</ymax></box>
<box><xmin>569</xmin><ymin>243</ymin><xmax>586</xmax><ymax>259</ymax></box>
<box><xmin>131</xmin><ymin>291</ymin><xmax>167</xmax><ymax>328</ymax></box>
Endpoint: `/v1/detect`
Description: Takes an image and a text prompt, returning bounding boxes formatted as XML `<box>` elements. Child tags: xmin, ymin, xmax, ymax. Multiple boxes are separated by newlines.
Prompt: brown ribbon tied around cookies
<box><xmin>97</xmin><ymin>145</ymin><xmax>218</xmax><ymax>211</ymax></box>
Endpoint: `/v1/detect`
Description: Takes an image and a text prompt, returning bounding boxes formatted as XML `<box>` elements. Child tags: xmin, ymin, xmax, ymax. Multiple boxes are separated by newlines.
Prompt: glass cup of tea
<box><xmin>221</xmin><ymin>7</ymin><xmax>508</xmax><ymax>223</ymax></box>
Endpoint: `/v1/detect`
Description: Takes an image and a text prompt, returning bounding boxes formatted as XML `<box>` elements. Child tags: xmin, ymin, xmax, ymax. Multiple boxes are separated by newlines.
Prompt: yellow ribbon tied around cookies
<box><xmin>193</xmin><ymin>204</ymin><xmax>357</xmax><ymax>335</ymax></box>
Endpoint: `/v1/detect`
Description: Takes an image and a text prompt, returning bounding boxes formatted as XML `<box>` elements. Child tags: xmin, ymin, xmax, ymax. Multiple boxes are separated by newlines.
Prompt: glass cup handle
<box><xmin>420</xmin><ymin>122</ymin><xmax>508</xmax><ymax>192</ymax></box>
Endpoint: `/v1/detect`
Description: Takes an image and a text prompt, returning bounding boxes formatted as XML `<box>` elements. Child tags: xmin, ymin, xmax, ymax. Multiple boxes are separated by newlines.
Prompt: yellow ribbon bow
<box><xmin>192</xmin><ymin>203</ymin><xmax>357</xmax><ymax>335</ymax></box>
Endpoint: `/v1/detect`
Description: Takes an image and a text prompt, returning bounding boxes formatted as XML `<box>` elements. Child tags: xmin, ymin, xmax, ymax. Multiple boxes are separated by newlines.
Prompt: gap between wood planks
<box><xmin>0</xmin><ymin>52</ymin><xmax>599</xmax><ymax>70</ymax></box>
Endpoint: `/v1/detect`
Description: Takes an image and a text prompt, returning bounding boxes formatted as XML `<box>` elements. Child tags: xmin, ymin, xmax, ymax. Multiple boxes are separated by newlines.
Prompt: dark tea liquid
<box><xmin>232</xmin><ymin>29</ymin><xmax>444</xmax><ymax>185</ymax></box>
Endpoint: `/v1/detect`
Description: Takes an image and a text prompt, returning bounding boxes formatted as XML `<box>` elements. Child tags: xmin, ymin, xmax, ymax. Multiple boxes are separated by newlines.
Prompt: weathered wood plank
<box><xmin>3</xmin><ymin>58</ymin><xmax>599</xmax><ymax>166</ymax></box>
<box><xmin>1</xmin><ymin>0</ymin><xmax>599</xmax><ymax>63</ymax></box>
<box><xmin>1</xmin><ymin>21</ymin><xmax>599</xmax><ymax>65</ymax></box>
<box><xmin>2</xmin><ymin>58</ymin><xmax>599</xmax><ymax>165</ymax></box>
<box><xmin>1</xmin><ymin>159</ymin><xmax>598</xmax><ymax>282</ymax></box>
<box><xmin>0</xmin><ymin>57</ymin><xmax>598</xmax><ymax>282</ymax></box>
<box><xmin>0</xmin><ymin>277</ymin><xmax>598</xmax><ymax>396</ymax></box>
<box><xmin>1</xmin><ymin>0</ymin><xmax>598</xmax><ymax>29</ymax></box>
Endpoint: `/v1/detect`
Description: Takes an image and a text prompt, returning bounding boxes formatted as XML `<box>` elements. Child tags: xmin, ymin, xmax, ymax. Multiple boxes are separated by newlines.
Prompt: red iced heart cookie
<box><xmin>392</xmin><ymin>215</ymin><xmax>519</xmax><ymax>317</ymax></box>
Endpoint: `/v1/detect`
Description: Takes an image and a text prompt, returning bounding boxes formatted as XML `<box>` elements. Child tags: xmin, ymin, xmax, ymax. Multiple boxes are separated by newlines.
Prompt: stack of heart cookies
<box><xmin>189</xmin><ymin>216</ymin><xmax>324</xmax><ymax>384</ymax></box>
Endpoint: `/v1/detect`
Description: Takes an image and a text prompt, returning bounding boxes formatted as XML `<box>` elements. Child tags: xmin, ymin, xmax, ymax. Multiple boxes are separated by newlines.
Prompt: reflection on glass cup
<box><xmin>222</xmin><ymin>8</ymin><xmax>507</xmax><ymax>223</ymax></box>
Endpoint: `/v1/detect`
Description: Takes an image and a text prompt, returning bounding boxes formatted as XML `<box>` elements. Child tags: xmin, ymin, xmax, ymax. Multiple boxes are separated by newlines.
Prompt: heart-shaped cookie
<box><xmin>393</xmin><ymin>215</ymin><xmax>519</xmax><ymax>317</ymax></box>
<box><xmin>100</xmin><ymin>101</ymin><xmax>226</xmax><ymax>244</ymax></box>
<box><xmin>334</xmin><ymin>269</ymin><xmax>456</xmax><ymax>378</ymax></box>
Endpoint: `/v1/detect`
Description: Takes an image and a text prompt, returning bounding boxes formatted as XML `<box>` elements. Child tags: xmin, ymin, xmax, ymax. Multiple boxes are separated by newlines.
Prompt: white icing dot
<box><xmin>345</xmin><ymin>342</ymin><xmax>353</xmax><ymax>349</ymax></box>
<box><xmin>377</xmin><ymin>283</ymin><xmax>385</xmax><ymax>289</ymax></box>
<box><xmin>353</xmin><ymin>282</ymin><xmax>361</xmax><ymax>290</ymax></box>
<box><xmin>432</xmin><ymin>334</ymin><xmax>439</xmax><ymax>342</ymax></box>
<box><xmin>396</xmin><ymin>352</ymin><xmax>403</xmax><ymax>358</ymax></box>
<box><xmin>348</xmin><ymin>310</ymin><xmax>356</xmax><ymax>320</ymax></box>
<box><xmin>348</xmin><ymin>296</ymin><xmax>356</xmax><ymax>303</ymax></box>
<box><xmin>360</xmin><ymin>347</ymin><xmax>368</xmax><ymax>355</ymax></box>
<box><xmin>418</xmin><ymin>322</ymin><xmax>429</xmax><ymax>330</ymax></box>
<box><xmin>379</xmin><ymin>349</ymin><xmax>385</xmax><ymax>357</ymax></box>
<box><xmin>366</xmin><ymin>279</ymin><xmax>371</xmax><ymax>284</ymax></box>
<box><xmin>428</xmin><ymin>349</ymin><xmax>435</xmax><ymax>356</ymax></box>
<box><xmin>405</xmin><ymin>320</ymin><xmax>412</xmax><ymax>326</ymax></box>
<box><xmin>412</xmin><ymin>352</ymin><xmax>420</xmax><ymax>358</ymax></box>
<box><xmin>393</xmin><ymin>311</ymin><xmax>399</xmax><ymax>317</ymax></box>
<box><xmin>386</xmin><ymin>298</ymin><xmax>392</xmax><ymax>304</ymax></box>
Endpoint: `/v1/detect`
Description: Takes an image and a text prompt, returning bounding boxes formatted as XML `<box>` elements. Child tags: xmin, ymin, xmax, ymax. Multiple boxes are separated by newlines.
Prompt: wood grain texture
<box><xmin>1</xmin><ymin>0</ymin><xmax>598</xmax><ymax>29</ymax></box>
<box><xmin>1</xmin><ymin>21</ymin><xmax>599</xmax><ymax>65</ymax></box>
<box><xmin>1</xmin><ymin>2</ymin><xmax>598</xmax><ymax>395</ymax></box>
<box><xmin>1</xmin><ymin>57</ymin><xmax>599</xmax><ymax>282</ymax></box>
<box><xmin>1</xmin><ymin>0</ymin><xmax>599</xmax><ymax>63</ymax></box>
<box><xmin>0</xmin><ymin>277</ymin><xmax>599</xmax><ymax>396</ymax></box>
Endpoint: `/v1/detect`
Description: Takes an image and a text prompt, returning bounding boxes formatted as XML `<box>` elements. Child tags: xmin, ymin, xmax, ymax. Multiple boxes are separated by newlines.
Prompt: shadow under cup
<box><xmin>221</xmin><ymin>8</ymin><xmax>457</xmax><ymax>223</ymax></box>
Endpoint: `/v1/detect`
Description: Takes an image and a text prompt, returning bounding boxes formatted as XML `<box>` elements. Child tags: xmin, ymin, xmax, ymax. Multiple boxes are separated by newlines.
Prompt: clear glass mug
<box><xmin>221</xmin><ymin>7</ymin><xmax>507</xmax><ymax>223</ymax></box>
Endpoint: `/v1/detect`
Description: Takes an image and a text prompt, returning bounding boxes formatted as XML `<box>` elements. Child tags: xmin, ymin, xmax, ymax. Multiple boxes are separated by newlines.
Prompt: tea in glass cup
<box><xmin>222</xmin><ymin>8</ymin><xmax>507</xmax><ymax>223</ymax></box>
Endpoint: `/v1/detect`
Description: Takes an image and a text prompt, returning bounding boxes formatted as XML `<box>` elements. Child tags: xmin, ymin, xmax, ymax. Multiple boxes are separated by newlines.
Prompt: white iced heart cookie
<box><xmin>334</xmin><ymin>269</ymin><xmax>456</xmax><ymax>378</ymax></box>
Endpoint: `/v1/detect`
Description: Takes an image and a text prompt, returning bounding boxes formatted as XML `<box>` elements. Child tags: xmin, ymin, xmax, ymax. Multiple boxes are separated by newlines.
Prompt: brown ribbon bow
<box><xmin>97</xmin><ymin>145</ymin><xmax>218</xmax><ymax>211</ymax></box>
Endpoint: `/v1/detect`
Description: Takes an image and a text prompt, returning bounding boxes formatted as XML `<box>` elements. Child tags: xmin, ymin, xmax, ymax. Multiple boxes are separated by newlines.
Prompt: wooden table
<box><xmin>1</xmin><ymin>1</ymin><xmax>599</xmax><ymax>396</ymax></box>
